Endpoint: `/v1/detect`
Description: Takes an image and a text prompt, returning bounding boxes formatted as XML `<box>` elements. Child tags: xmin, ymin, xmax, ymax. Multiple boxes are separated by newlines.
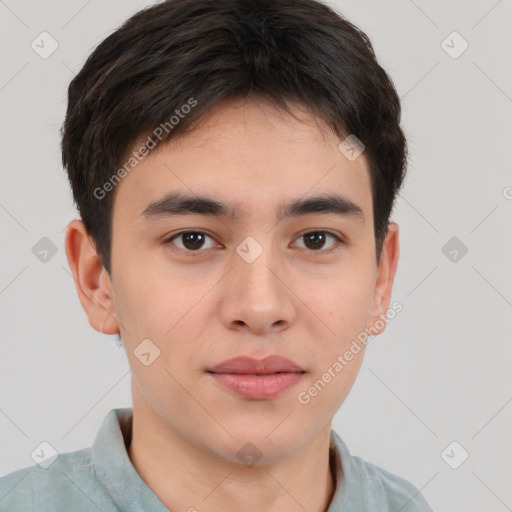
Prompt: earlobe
<box><xmin>368</xmin><ymin>222</ymin><xmax>400</xmax><ymax>335</ymax></box>
<box><xmin>64</xmin><ymin>219</ymin><xmax>120</xmax><ymax>335</ymax></box>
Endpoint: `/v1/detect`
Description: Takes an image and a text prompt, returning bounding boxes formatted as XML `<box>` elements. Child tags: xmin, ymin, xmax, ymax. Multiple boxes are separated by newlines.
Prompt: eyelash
<box><xmin>163</xmin><ymin>230</ymin><xmax>345</xmax><ymax>256</ymax></box>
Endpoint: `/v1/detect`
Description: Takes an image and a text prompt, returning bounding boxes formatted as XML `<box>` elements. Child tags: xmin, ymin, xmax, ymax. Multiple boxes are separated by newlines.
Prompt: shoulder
<box><xmin>350</xmin><ymin>454</ymin><xmax>433</xmax><ymax>511</ymax></box>
<box><xmin>330</xmin><ymin>431</ymin><xmax>433</xmax><ymax>512</ymax></box>
<box><xmin>0</xmin><ymin>447</ymin><xmax>117</xmax><ymax>512</ymax></box>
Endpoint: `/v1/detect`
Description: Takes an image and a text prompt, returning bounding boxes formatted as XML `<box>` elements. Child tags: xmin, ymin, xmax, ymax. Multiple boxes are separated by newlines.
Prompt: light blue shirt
<box><xmin>0</xmin><ymin>408</ymin><xmax>433</xmax><ymax>511</ymax></box>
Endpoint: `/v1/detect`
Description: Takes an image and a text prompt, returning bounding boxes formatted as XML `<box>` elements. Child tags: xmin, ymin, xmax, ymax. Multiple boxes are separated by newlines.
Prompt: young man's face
<box><xmin>68</xmin><ymin>97</ymin><xmax>399</xmax><ymax>464</ymax></box>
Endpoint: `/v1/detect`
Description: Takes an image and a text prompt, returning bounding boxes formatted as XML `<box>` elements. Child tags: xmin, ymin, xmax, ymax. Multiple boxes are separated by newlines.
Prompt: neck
<box><xmin>127</xmin><ymin>401</ymin><xmax>336</xmax><ymax>512</ymax></box>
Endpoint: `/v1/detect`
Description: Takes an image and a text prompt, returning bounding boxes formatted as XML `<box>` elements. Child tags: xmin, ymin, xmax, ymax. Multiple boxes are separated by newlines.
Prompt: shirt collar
<box><xmin>89</xmin><ymin>408</ymin><xmax>169</xmax><ymax>511</ymax></box>
<box><xmin>327</xmin><ymin>429</ymin><xmax>364</xmax><ymax>511</ymax></box>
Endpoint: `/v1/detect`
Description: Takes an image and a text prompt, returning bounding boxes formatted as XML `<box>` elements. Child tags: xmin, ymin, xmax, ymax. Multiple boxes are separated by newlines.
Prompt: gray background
<box><xmin>1</xmin><ymin>1</ymin><xmax>511</xmax><ymax>510</ymax></box>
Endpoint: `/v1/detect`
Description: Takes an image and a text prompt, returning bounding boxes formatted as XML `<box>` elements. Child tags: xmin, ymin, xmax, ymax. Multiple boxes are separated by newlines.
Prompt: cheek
<box><xmin>112</xmin><ymin>261</ymin><xmax>180</xmax><ymax>344</ymax></box>
<box><xmin>112</xmin><ymin>262</ymin><xmax>212</xmax><ymax>378</ymax></box>
<box><xmin>112</xmin><ymin>241</ymin><xmax>180</xmax><ymax>323</ymax></box>
<box><xmin>311</xmin><ymin>270</ymin><xmax>375</xmax><ymax>342</ymax></box>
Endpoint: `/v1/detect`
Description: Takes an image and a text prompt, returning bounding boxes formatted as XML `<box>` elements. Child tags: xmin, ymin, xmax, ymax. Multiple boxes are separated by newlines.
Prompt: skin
<box><xmin>65</xmin><ymin>96</ymin><xmax>399</xmax><ymax>512</ymax></box>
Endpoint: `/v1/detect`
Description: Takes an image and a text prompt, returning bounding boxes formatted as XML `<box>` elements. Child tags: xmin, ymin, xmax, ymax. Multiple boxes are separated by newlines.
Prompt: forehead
<box><xmin>112</xmin><ymin>98</ymin><xmax>373</xmax><ymax>225</ymax></box>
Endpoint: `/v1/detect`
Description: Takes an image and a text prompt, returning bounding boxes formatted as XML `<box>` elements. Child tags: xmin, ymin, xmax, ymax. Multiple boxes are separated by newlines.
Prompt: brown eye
<box><xmin>166</xmin><ymin>231</ymin><xmax>217</xmax><ymax>252</ymax></box>
<box><xmin>294</xmin><ymin>231</ymin><xmax>343</xmax><ymax>252</ymax></box>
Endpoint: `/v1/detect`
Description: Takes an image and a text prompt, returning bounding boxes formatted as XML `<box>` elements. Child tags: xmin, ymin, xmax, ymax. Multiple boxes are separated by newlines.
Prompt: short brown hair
<box><xmin>62</xmin><ymin>0</ymin><xmax>407</xmax><ymax>275</ymax></box>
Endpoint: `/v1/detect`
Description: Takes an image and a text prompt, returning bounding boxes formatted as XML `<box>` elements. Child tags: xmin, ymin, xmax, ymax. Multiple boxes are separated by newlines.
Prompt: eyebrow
<box><xmin>140</xmin><ymin>191</ymin><xmax>365</xmax><ymax>224</ymax></box>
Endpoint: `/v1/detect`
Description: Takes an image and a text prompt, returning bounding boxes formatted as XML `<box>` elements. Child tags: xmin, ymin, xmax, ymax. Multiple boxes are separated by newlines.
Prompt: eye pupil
<box><xmin>304</xmin><ymin>232</ymin><xmax>326</xmax><ymax>250</ymax></box>
<box><xmin>183</xmin><ymin>232</ymin><xmax>205</xmax><ymax>250</ymax></box>
<box><xmin>169</xmin><ymin>230</ymin><xmax>339</xmax><ymax>255</ymax></box>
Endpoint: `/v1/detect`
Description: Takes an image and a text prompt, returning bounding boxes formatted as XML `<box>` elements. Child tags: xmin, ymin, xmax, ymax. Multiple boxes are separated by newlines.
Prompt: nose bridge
<box><xmin>234</xmin><ymin>232</ymin><xmax>281</xmax><ymax>295</ymax></box>
<box><xmin>220</xmin><ymin>231</ymin><xmax>296</xmax><ymax>333</ymax></box>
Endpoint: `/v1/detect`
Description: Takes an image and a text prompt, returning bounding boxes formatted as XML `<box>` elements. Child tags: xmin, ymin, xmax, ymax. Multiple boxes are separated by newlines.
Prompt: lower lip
<box><xmin>209</xmin><ymin>372</ymin><xmax>305</xmax><ymax>400</ymax></box>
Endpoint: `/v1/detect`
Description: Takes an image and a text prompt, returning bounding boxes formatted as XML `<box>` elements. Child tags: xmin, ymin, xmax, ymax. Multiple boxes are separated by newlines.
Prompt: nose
<box><xmin>219</xmin><ymin>238</ymin><xmax>297</xmax><ymax>336</ymax></box>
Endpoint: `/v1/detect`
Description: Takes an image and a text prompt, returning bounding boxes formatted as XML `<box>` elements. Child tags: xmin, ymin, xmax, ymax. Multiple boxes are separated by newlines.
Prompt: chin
<box><xmin>207</xmin><ymin>421</ymin><xmax>309</xmax><ymax>466</ymax></box>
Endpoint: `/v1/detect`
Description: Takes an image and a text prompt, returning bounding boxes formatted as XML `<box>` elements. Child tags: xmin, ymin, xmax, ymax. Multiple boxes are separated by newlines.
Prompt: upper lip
<box><xmin>207</xmin><ymin>355</ymin><xmax>305</xmax><ymax>374</ymax></box>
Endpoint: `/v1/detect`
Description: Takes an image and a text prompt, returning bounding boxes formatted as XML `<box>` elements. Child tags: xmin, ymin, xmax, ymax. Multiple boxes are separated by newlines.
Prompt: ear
<box><xmin>64</xmin><ymin>219</ymin><xmax>120</xmax><ymax>335</ymax></box>
<box><xmin>368</xmin><ymin>221</ymin><xmax>400</xmax><ymax>334</ymax></box>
